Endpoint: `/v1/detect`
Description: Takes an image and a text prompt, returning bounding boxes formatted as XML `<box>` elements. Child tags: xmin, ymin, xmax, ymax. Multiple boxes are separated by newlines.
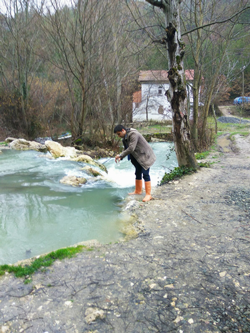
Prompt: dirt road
<box><xmin>0</xmin><ymin>133</ymin><xmax>250</xmax><ymax>333</ymax></box>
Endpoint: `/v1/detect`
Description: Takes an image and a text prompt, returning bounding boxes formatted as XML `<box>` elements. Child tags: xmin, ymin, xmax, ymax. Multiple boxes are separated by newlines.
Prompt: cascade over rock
<box><xmin>72</xmin><ymin>155</ymin><xmax>107</xmax><ymax>173</ymax></box>
<box><xmin>45</xmin><ymin>140</ymin><xmax>108</xmax><ymax>173</ymax></box>
<box><xmin>81</xmin><ymin>166</ymin><xmax>102</xmax><ymax>177</ymax></box>
<box><xmin>60</xmin><ymin>175</ymin><xmax>87</xmax><ymax>187</ymax></box>
<box><xmin>5</xmin><ymin>137</ymin><xmax>19</xmax><ymax>143</ymax></box>
<box><xmin>6</xmin><ymin>138</ymin><xmax>107</xmax><ymax>173</ymax></box>
<box><xmin>45</xmin><ymin>141</ymin><xmax>77</xmax><ymax>158</ymax></box>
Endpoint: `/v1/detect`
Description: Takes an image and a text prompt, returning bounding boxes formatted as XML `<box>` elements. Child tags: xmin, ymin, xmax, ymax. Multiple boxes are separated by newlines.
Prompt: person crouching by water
<box><xmin>114</xmin><ymin>125</ymin><xmax>156</xmax><ymax>202</ymax></box>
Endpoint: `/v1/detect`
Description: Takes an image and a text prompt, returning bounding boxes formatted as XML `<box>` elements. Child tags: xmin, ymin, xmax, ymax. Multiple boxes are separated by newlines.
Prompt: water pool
<box><xmin>0</xmin><ymin>142</ymin><xmax>177</xmax><ymax>264</ymax></box>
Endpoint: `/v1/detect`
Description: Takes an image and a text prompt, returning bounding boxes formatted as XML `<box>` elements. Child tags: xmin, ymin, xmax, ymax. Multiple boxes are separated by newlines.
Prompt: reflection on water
<box><xmin>0</xmin><ymin>142</ymin><xmax>177</xmax><ymax>264</ymax></box>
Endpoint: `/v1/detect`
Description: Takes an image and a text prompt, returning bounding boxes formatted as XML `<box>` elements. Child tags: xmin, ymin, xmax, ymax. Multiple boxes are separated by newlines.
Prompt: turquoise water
<box><xmin>0</xmin><ymin>142</ymin><xmax>177</xmax><ymax>264</ymax></box>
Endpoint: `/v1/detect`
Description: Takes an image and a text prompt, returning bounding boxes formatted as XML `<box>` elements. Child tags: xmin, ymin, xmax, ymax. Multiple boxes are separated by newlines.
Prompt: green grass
<box><xmin>207</xmin><ymin>116</ymin><xmax>250</xmax><ymax>133</ymax></box>
<box><xmin>134</xmin><ymin>123</ymin><xmax>172</xmax><ymax>134</ymax></box>
<box><xmin>198</xmin><ymin>117</ymin><xmax>250</xmax><ymax>158</ymax></box>
<box><xmin>229</xmin><ymin>131</ymin><xmax>249</xmax><ymax>140</ymax></box>
<box><xmin>0</xmin><ymin>141</ymin><xmax>8</xmax><ymax>146</ymax></box>
<box><xmin>0</xmin><ymin>245</ymin><xmax>89</xmax><ymax>279</ymax></box>
<box><xmin>195</xmin><ymin>151</ymin><xmax>210</xmax><ymax>160</ymax></box>
<box><xmin>160</xmin><ymin>166</ymin><xmax>197</xmax><ymax>185</ymax></box>
<box><xmin>160</xmin><ymin>163</ymin><xmax>211</xmax><ymax>185</ymax></box>
<box><xmin>198</xmin><ymin>162</ymin><xmax>210</xmax><ymax>168</ymax></box>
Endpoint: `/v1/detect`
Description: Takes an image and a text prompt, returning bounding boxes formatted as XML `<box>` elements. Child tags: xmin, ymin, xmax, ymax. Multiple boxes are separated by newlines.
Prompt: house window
<box><xmin>158</xmin><ymin>86</ymin><xmax>163</xmax><ymax>95</ymax></box>
<box><xmin>158</xmin><ymin>105</ymin><xmax>164</xmax><ymax>114</ymax></box>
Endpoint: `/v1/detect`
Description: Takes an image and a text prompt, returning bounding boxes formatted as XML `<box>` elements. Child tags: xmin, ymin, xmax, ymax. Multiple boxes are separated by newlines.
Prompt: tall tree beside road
<box><xmin>144</xmin><ymin>0</ymin><xmax>198</xmax><ymax>168</ymax></box>
<box><xmin>182</xmin><ymin>0</ymin><xmax>250</xmax><ymax>146</ymax></box>
<box><xmin>130</xmin><ymin>0</ymin><xmax>250</xmax><ymax>155</ymax></box>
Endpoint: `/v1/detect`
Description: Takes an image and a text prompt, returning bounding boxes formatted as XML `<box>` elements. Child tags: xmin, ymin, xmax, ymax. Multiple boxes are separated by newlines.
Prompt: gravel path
<box><xmin>217</xmin><ymin>116</ymin><xmax>250</xmax><ymax>124</ymax></box>
<box><xmin>0</xmin><ymin>134</ymin><xmax>250</xmax><ymax>333</ymax></box>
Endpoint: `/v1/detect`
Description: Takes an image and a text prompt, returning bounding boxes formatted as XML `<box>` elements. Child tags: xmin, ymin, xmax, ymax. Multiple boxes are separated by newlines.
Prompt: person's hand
<box><xmin>115</xmin><ymin>155</ymin><xmax>121</xmax><ymax>163</ymax></box>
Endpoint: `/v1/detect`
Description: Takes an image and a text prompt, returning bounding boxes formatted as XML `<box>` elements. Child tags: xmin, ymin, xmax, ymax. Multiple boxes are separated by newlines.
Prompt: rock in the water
<box><xmin>73</xmin><ymin>155</ymin><xmax>108</xmax><ymax>173</ymax></box>
<box><xmin>60</xmin><ymin>175</ymin><xmax>87</xmax><ymax>187</ymax></box>
<box><xmin>45</xmin><ymin>140</ymin><xmax>77</xmax><ymax>158</ymax></box>
<box><xmin>81</xmin><ymin>166</ymin><xmax>102</xmax><ymax>177</ymax></box>
<box><xmin>73</xmin><ymin>154</ymin><xmax>94</xmax><ymax>163</ymax></box>
<box><xmin>9</xmin><ymin>139</ymin><xmax>47</xmax><ymax>152</ymax></box>
<box><xmin>5</xmin><ymin>137</ymin><xmax>17</xmax><ymax>143</ymax></box>
<box><xmin>45</xmin><ymin>141</ymin><xmax>108</xmax><ymax>173</ymax></box>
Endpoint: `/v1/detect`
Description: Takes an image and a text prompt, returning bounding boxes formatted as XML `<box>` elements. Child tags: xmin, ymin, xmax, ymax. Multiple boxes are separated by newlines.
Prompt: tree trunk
<box><xmin>146</xmin><ymin>94</ymin><xmax>149</xmax><ymax>122</ymax></box>
<box><xmin>191</xmin><ymin>72</ymin><xmax>200</xmax><ymax>150</ymax></box>
<box><xmin>201</xmin><ymin>26</ymin><xmax>234</xmax><ymax>138</ymax></box>
<box><xmin>211</xmin><ymin>104</ymin><xmax>217</xmax><ymax>134</ymax></box>
<box><xmin>191</xmin><ymin>0</ymin><xmax>203</xmax><ymax>151</ymax></box>
<box><xmin>160</xmin><ymin>0</ymin><xmax>197</xmax><ymax>169</ymax></box>
<box><xmin>78</xmin><ymin>65</ymin><xmax>85</xmax><ymax>137</ymax></box>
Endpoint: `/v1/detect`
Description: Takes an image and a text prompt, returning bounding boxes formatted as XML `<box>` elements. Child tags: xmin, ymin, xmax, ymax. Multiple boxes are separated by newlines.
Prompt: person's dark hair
<box><xmin>114</xmin><ymin>125</ymin><xmax>126</xmax><ymax>133</ymax></box>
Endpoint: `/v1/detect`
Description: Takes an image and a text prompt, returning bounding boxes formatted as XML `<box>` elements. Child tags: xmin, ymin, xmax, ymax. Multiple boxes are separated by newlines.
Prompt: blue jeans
<box><xmin>130</xmin><ymin>155</ymin><xmax>150</xmax><ymax>182</ymax></box>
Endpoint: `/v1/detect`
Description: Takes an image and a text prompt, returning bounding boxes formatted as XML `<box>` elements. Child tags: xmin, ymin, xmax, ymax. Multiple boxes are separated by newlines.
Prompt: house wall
<box><xmin>133</xmin><ymin>82</ymin><xmax>172</xmax><ymax>122</ymax></box>
<box><xmin>133</xmin><ymin>81</ymin><xmax>197</xmax><ymax>122</ymax></box>
<box><xmin>141</xmin><ymin>82</ymin><xmax>169</xmax><ymax>98</ymax></box>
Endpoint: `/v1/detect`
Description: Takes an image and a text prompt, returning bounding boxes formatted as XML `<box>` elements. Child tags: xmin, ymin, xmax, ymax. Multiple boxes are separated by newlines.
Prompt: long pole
<box><xmin>242</xmin><ymin>65</ymin><xmax>245</xmax><ymax>108</ymax></box>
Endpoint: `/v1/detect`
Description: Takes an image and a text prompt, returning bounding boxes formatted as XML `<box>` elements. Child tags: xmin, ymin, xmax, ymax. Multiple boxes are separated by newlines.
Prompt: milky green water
<box><xmin>0</xmin><ymin>142</ymin><xmax>177</xmax><ymax>264</ymax></box>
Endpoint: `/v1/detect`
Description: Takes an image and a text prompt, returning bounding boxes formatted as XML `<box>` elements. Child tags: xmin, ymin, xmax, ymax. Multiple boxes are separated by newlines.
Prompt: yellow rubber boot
<box><xmin>143</xmin><ymin>181</ymin><xmax>152</xmax><ymax>202</ymax></box>
<box><xmin>129</xmin><ymin>179</ymin><xmax>142</xmax><ymax>195</ymax></box>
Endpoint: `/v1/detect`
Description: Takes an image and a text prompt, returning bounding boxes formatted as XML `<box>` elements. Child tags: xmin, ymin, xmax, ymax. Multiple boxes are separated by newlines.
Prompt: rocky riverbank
<box><xmin>0</xmin><ymin>133</ymin><xmax>250</xmax><ymax>333</ymax></box>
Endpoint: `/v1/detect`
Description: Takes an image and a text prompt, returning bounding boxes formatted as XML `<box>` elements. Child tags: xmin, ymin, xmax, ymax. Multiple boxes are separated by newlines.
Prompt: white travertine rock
<box><xmin>60</xmin><ymin>175</ymin><xmax>87</xmax><ymax>187</ymax></box>
<box><xmin>45</xmin><ymin>140</ymin><xmax>77</xmax><ymax>158</ymax></box>
<box><xmin>9</xmin><ymin>139</ymin><xmax>47</xmax><ymax>152</ymax></box>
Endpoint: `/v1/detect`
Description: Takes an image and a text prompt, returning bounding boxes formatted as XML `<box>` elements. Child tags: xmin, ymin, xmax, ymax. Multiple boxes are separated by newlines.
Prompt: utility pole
<box><xmin>242</xmin><ymin>65</ymin><xmax>245</xmax><ymax>108</ymax></box>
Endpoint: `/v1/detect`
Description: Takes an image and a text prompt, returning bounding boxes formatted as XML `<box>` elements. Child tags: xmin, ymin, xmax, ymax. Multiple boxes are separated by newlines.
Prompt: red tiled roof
<box><xmin>138</xmin><ymin>69</ymin><xmax>195</xmax><ymax>82</ymax></box>
<box><xmin>139</xmin><ymin>70</ymin><xmax>169</xmax><ymax>82</ymax></box>
<box><xmin>185</xmin><ymin>69</ymin><xmax>194</xmax><ymax>80</ymax></box>
<box><xmin>133</xmin><ymin>90</ymin><xmax>141</xmax><ymax>103</ymax></box>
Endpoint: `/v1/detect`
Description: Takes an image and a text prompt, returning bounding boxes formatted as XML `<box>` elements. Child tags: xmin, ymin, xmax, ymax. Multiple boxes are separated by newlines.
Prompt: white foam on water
<box><xmin>102</xmin><ymin>142</ymin><xmax>177</xmax><ymax>187</ymax></box>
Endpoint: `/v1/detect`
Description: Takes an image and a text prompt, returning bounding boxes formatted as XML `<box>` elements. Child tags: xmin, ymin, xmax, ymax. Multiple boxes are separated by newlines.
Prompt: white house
<box><xmin>132</xmin><ymin>69</ymin><xmax>198</xmax><ymax>122</ymax></box>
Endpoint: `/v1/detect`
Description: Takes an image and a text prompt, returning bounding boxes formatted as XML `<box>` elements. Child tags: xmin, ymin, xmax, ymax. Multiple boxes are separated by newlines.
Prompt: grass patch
<box><xmin>229</xmin><ymin>131</ymin><xmax>249</xmax><ymax>140</ymax></box>
<box><xmin>0</xmin><ymin>141</ymin><xmax>8</xmax><ymax>146</ymax></box>
<box><xmin>160</xmin><ymin>162</ymin><xmax>211</xmax><ymax>185</ymax></box>
<box><xmin>160</xmin><ymin>166</ymin><xmax>197</xmax><ymax>185</ymax></box>
<box><xmin>207</xmin><ymin>116</ymin><xmax>250</xmax><ymax>133</ymax></box>
<box><xmin>134</xmin><ymin>123</ymin><xmax>172</xmax><ymax>134</ymax></box>
<box><xmin>198</xmin><ymin>162</ymin><xmax>210</xmax><ymax>168</ymax></box>
<box><xmin>195</xmin><ymin>151</ymin><xmax>210</xmax><ymax>160</ymax></box>
<box><xmin>0</xmin><ymin>245</ymin><xmax>87</xmax><ymax>278</ymax></box>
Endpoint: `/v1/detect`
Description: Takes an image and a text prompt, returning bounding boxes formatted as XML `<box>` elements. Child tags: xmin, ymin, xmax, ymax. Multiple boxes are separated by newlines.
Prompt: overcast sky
<box><xmin>0</xmin><ymin>0</ymin><xmax>73</xmax><ymax>15</ymax></box>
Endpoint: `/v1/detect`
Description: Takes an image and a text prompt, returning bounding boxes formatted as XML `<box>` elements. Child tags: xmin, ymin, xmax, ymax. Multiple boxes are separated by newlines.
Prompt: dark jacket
<box><xmin>120</xmin><ymin>128</ymin><xmax>156</xmax><ymax>170</ymax></box>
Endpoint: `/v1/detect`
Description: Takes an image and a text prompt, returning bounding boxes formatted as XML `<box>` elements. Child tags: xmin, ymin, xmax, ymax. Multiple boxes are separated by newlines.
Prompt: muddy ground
<box><xmin>0</xmin><ymin>133</ymin><xmax>250</xmax><ymax>333</ymax></box>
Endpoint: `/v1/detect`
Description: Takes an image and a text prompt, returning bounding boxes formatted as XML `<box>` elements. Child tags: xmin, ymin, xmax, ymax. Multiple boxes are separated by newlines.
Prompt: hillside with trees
<box><xmin>0</xmin><ymin>0</ymin><xmax>249</xmax><ymax>154</ymax></box>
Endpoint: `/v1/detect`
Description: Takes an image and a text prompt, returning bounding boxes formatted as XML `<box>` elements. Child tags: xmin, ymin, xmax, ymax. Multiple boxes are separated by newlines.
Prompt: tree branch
<box><xmin>145</xmin><ymin>0</ymin><xmax>164</xmax><ymax>9</ymax></box>
<box><xmin>182</xmin><ymin>6</ymin><xmax>250</xmax><ymax>36</ymax></box>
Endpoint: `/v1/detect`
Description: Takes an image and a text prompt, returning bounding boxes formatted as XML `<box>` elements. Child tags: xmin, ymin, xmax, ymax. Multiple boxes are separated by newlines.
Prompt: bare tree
<box><xmin>41</xmin><ymin>0</ymin><xmax>105</xmax><ymax>139</ymax></box>
<box><xmin>181</xmin><ymin>0</ymin><xmax>250</xmax><ymax>147</ymax></box>
<box><xmin>82</xmin><ymin>0</ymin><xmax>144</xmax><ymax>143</ymax></box>
<box><xmin>0</xmin><ymin>0</ymin><xmax>43</xmax><ymax>135</ymax></box>
<box><xmin>144</xmin><ymin>0</ymin><xmax>198</xmax><ymax>168</ymax></box>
